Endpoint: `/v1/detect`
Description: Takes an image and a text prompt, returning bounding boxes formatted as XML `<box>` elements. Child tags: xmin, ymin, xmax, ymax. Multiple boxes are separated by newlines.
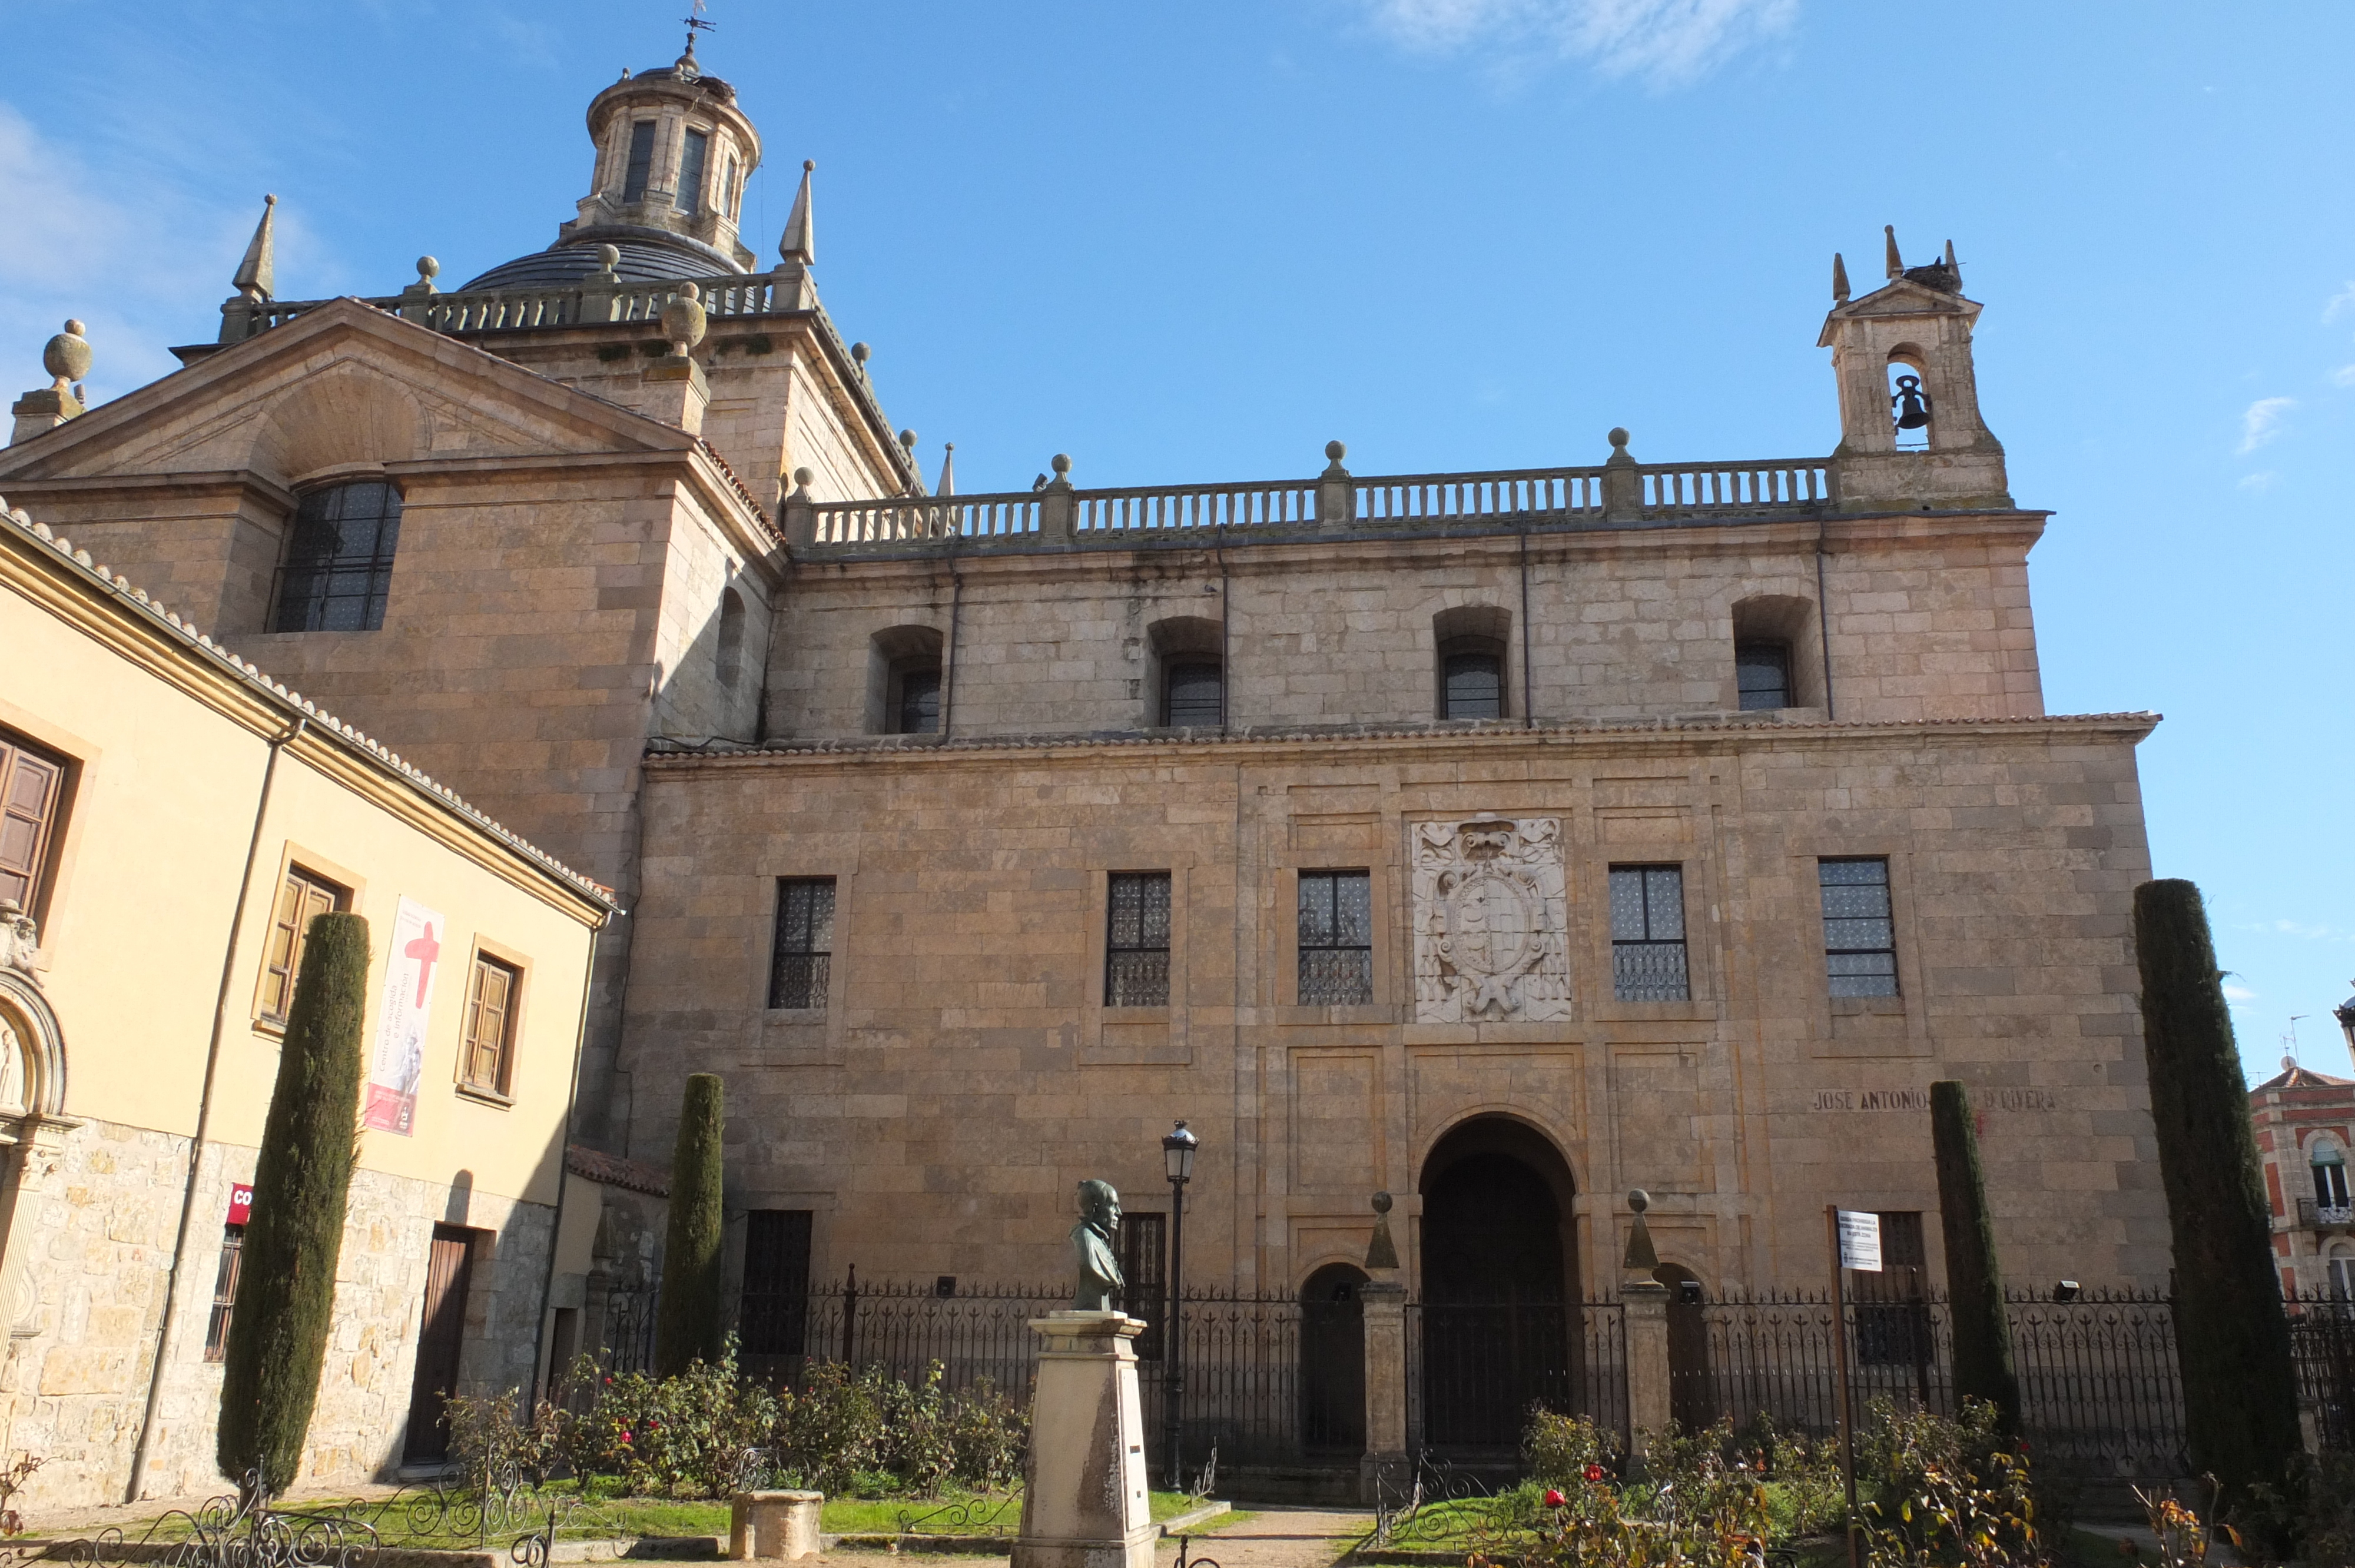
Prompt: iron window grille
<box><xmin>1164</xmin><ymin>660</ymin><xmax>1222</xmax><ymax>727</ymax></box>
<box><xmin>1735</xmin><ymin>641</ymin><xmax>1792</xmax><ymax>710</ymax></box>
<box><xmin>1441</xmin><ymin>650</ymin><xmax>1504</xmax><ymax>719</ymax></box>
<box><xmin>1119</xmin><ymin>1211</ymin><xmax>1167</xmax><ymax>1360</ymax></box>
<box><xmin>203</xmin><ymin>1222</ymin><xmax>245</xmax><ymax>1361</ymax></box>
<box><xmin>1608</xmin><ymin>865</ymin><xmax>1690</xmax><ymax>1001</ymax></box>
<box><xmin>1298</xmin><ymin>869</ymin><xmax>1373</xmax><ymax>1005</ymax></box>
<box><xmin>270</xmin><ymin>481</ymin><xmax>403</xmax><ymax>632</ymax></box>
<box><xmin>1820</xmin><ymin>858</ymin><xmax>1899</xmax><ymax>997</ymax></box>
<box><xmin>1106</xmin><ymin>872</ymin><xmax>1172</xmax><ymax>1007</ymax></box>
<box><xmin>769</xmin><ymin>878</ymin><xmax>836</xmax><ymax>1010</ymax></box>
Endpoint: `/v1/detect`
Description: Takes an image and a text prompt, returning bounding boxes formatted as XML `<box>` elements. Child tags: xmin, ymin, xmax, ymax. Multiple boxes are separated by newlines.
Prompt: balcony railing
<box><xmin>800</xmin><ymin>455</ymin><xmax>1835</xmax><ymax>549</ymax></box>
<box><xmin>2299</xmin><ymin>1198</ymin><xmax>2355</xmax><ymax>1229</ymax></box>
<box><xmin>224</xmin><ymin>268</ymin><xmax>813</xmax><ymax>343</ymax></box>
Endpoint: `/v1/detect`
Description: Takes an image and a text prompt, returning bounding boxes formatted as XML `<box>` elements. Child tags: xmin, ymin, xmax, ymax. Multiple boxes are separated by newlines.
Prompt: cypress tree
<box><xmin>1930</xmin><ymin>1080</ymin><xmax>2020</xmax><ymax>1433</ymax></box>
<box><xmin>2133</xmin><ymin>879</ymin><xmax>2301</xmax><ymax>1501</ymax></box>
<box><xmin>217</xmin><ymin>912</ymin><xmax>370</xmax><ymax>1496</ymax></box>
<box><xmin>654</xmin><ymin>1073</ymin><xmax>727</xmax><ymax>1375</ymax></box>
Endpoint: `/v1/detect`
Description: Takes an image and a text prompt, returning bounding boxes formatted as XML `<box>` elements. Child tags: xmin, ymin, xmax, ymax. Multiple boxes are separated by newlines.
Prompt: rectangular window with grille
<box><xmin>676</xmin><ymin>128</ymin><xmax>709</xmax><ymax>214</ymax></box>
<box><xmin>1298</xmin><ymin>869</ymin><xmax>1372</xmax><ymax>1005</ymax></box>
<box><xmin>1163</xmin><ymin>661</ymin><xmax>1222</xmax><ymax>727</ymax></box>
<box><xmin>1106</xmin><ymin>872</ymin><xmax>1171</xmax><ymax>1007</ymax></box>
<box><xmin>1735</xmin><ymin>642</ymin><xmax>1792</xmax><ymax>710</ymax></box>
<box><xmin>768</xmin><ymin>878</ymin><xmax>835</xmax><ymax>1011</ymax></box>
<box><xmin>1608</xmin><ymin>865</ymin><xmax>1690</xmax><ymax>1002</ymax></box>
<box><xmin>1820</xmin><ymin>858</ymin><xmax>1898</xmax><ymax>997</ymax></box>
<box><xmin>739</xmin><ymin>1209</ymin><xmax>813</xmax><ymax>1358</ymax></box>
<box><xmin>271</xmin><ymin>481</ymin><xmax>403</xmax><ymax>632</ymax></box>
<box><xmin>204</xmin><ymin>1223</ymin><xmax>245</xmax><ymax>1361</ymax></box>
<box><xmin>460</xmin><ymin>955</ymin><xmax>520</xmax><ymax>1096</ymax></box>
<box><xmin>0</xmin><ymin>730</ymin><xmax>67</xmax><ymax>916</ymax></box>
<box><xmin>1120</xmin><ymin>1211</ymin><xmax>1167</xmax><ymax>1360</ymax></box>
<box><xmin>258</xmin><ymin>866</ymin><xmax>349</xmax><ymax>1024</ymax></box>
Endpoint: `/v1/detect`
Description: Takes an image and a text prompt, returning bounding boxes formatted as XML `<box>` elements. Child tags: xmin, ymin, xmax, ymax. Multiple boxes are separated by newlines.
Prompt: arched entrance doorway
<box><xmin>1417</xmin><ymin>1116</ymin><xmax>1582</xmax><ymax>1450</ymax></box>
<box><xmin>1299</xmin><ymin>1262</ymin><xmax>1366</xmax><ymax>1453</ymax></box>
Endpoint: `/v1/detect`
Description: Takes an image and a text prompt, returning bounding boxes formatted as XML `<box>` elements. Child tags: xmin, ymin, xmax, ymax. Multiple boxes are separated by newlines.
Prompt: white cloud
<box><xmin>0</xmin><ymin>100</ymin><xmax>336</xmax><ymax>410</ymax></box>
<box><xmin>2326</xmin><ymin>281</ymin><xmax>2355</xmax><ymax>323</ymax></box>
<box><xmin>2223</xmin><ymin>982</ymin><xmax>2258</xmax><ymax>1003</ymax></box>
<box><xmin>2236</xmin><ymin>396</ymin><xmax>2296</xmax><ymax>454</ymax></box>
<box><xmin>2333</xmin><ymin>364</ymin><xmax>2355</xmax><ymax>388</ymax></box>
<box><xmin>2238</xmin><ymin>470</ymin><xmax>2277</xmax><ymax>491</ymax></box>
<box><xmin>1354</xmin><ymin>0</ymin><xmax>1797</xmax><ymax>85</ymax></box>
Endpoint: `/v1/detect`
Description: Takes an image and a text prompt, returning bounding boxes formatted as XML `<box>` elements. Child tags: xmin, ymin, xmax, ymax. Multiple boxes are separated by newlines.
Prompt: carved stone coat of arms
<box><xmin>1412</xmin><ymin>815</ymin><xmax>1572</xmax><ymax>1023</ymax></box>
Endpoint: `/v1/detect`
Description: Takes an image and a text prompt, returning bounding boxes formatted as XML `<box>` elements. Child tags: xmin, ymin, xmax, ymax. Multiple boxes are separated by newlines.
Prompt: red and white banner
<box><xmin>227</xmin><ymin>1183</ymin><xmax>254</xmax><ymax>1225</ymax></box>
<box><xmin>363</xmin><ymin>896</ymin><xmax>446</xmax><ymax>1136</ymax></box>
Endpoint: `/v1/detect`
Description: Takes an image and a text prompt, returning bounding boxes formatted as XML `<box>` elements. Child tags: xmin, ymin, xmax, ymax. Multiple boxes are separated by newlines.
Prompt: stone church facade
<box><xmin>0</xmin><ymin>37</ymin><xmax>2170</xmax><ymax>1449</ymax></box>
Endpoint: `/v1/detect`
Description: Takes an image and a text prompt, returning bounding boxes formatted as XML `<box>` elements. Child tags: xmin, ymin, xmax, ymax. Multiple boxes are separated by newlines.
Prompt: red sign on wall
<box><xmin>227</xmin><ymin>1184</ymin><xmax>254</xmax><ymax>1226</ymax></box>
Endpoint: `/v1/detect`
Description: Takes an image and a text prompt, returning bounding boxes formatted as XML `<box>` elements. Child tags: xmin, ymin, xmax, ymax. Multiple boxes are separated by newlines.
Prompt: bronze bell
<box><xmin>1891</xmin><ymin>374</ymin><xmax>1932</xmax><ymax>431</ymax></box>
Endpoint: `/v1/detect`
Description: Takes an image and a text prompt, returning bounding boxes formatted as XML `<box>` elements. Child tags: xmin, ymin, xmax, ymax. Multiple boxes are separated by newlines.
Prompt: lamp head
<box><xmin>1163</xmin><ymin>1119</ymin><xmax>1199</xmax><ymax>1183</ymax></box>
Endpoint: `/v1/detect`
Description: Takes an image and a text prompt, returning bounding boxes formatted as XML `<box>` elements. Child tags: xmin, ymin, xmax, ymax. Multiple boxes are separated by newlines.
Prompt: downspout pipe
<box><xmin>528</xmin><ymin>916</ymin><xmax>609</xmax><ymax>1404</ymax></box>
<box><xmin>126</xmin><ymin>715</ymin><xmax>306</xmax><ymax>1503</ymax></box>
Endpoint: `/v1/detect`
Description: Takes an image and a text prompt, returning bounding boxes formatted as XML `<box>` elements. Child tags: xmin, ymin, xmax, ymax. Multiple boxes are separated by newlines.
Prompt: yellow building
<box><xmin>0</xmin><ymin>497</ymin><xmax>612</xmax><ymax>1509</ymax></box>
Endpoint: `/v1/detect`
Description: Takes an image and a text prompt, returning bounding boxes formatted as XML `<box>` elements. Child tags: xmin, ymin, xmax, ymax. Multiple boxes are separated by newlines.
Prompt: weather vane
<box><xmin>682</xmin><ymin>0</ymin><xmax>715</xmax><ymax>44</ymax></box>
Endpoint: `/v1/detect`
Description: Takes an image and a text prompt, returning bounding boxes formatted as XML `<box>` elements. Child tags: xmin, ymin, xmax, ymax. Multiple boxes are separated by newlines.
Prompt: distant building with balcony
<box><xmin>2251</xmin><ymin>1049</ymin><xmax>2355</xmax><ymax>1297</ymax></box>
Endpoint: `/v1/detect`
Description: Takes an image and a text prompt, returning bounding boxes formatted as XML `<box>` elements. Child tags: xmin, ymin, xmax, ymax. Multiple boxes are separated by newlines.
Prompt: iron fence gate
<box><xmin>1405</xmin><ymin>1298</ymin><xmax>1628</xmax><ymax>1454</ymax></box>
<box><xmin>2007</xmin><ymin>1289</ymin><xmax>2187</xmax><ymax>1476</ymax></box>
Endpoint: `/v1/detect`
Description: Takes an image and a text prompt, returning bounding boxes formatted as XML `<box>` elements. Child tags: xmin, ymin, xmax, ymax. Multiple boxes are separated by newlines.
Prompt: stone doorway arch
<box><xmin>1417</xmin><ymin>1115</ymin><xmax>1583</xmax><ymax>1451</ymax></box>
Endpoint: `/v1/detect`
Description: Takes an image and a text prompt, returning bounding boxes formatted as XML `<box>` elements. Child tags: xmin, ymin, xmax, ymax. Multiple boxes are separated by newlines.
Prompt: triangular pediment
<box><xmin>0</xmin><ymin>298</ymin><xmax>694</xmax><ymax>485</ymax></box>
<box><xmin>1817</xmin><ymin>277</ymin><xmax>1983</xmax><ymax>346</ymax></box>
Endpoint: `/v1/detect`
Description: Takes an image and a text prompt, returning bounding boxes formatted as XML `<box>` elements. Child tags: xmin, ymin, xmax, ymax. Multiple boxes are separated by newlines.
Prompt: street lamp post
<box><xmin>1161</xmin><ymin>1119</ymin><xmax>1198</xmax><ymax>1493</ymax></box>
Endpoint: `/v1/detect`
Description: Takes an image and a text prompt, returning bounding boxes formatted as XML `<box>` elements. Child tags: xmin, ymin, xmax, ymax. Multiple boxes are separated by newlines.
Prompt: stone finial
<box><xmin>850</xmin><ymin>341</ymin><xmax>871</xmax><ymax>374</ymax></box>
<box><xmin>1622</xmin><ymin>1188</ymin><xmax>1659</xmax><ymax>1272</ymax></box>
<box><xmin>42</xmin><ymin>321</ymin><xmax>91</xmax><ymax>392</ymax></box>
<box><xmin>405</xmin><ymin>255</ymin><xmax>441</xmax><ymax>298</ymax></box>
<box><xmin>791</xmin><ymin>466</ymin><xmax>814</xmax><ymax>493</ymax></box>
<box><xmin>1321</xmin><ymin>439</ymin><xmax>1349</xmax><ymax>477</ymax></box>
<box><xmin>233</xmin><ymin>194</ymin><xmax>277</xmax><ymax>302</ymax></box>
<box><xmin>1049</xmin><ymin>453</ymin><xmax>1072</xmax><ymax>484</ymax></box>
<box><xmin>1832</xmin><ymin>251</ymin><xmax>1850</xmax><ymax>304</ymax></box>
<box><xmin>659</xmin><ymin>281</ymin><xmax>708</xmax><ymax>356</ymax></box>
<box><xmin>595</xmin><ymin>242</ymin><xmax>621</xmax><ymax>275</ymax></box>
<box><xmin>1605</xmin><ymin>426</ymin><xmax>1635</xmax><ymax>464</ymax></box>
<box><xmin>1364</xmin><ymin>1190</ymin><xmax>1400</xmax><ymax>1271</ymax></box>
<box><xmin>1883</xmin><ymin>224</ymin><xmax>1903</xmax><ymax>280</ymax></box>
<box><xmin>778</xmin><ymin>160</ymin><xmax>816</xmax><ymax>268</ymax></box>
<box><xmin>936</xmin><ymin>442</ymin><xmax>956</xmax><ymax>498</ymax></box>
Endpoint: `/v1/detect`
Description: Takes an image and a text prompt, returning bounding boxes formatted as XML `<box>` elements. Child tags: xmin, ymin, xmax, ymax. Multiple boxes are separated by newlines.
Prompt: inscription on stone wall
<box><xmin>1411</xmin><ymin>815</ymin><xmax>1571</xmax><ymax>1024</ymax></box>
<box><xmin>1811</xmin><ymin>1087</ymin><xmax>2059</xmax><ymax>1112</ymax></box>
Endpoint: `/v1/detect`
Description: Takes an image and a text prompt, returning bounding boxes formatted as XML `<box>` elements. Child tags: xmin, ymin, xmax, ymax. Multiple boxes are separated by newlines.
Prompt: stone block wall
<box><xmin>0</xmin><ymin>1118</ymin><xmax>555</xmax><ymax>1513</ymax></box>
<box><xmin>764</xmin><ymin>511</ymin><xmax>2046</xmax><ymax>743</ymax></box>
<box><xmin>619</xmin><ymin>715</ymin><xmax>2168</xmax><ymax>1310</ymax></box>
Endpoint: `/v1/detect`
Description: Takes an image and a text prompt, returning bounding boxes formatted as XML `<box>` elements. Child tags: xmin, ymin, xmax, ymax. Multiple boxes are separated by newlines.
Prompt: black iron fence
<box><xmin>2008</xmin><ymin>1289</ymin><xmax>2186</xmax><ymax>1476</ymax></box>
<box><xmin>2291</xmin><ymin>1297</ymin><xmax>2355</xmax><ymax>1450</ymax></box>
<box><xmin>1405</xmin><ymin>1298</ymin><xmax>1628</xmax><ymax>1454</ymax></box>
<box><xmin>1670</xmin><ymin>1291</ymin><xmax>1953</xmax><ymax>1440</ymax></box>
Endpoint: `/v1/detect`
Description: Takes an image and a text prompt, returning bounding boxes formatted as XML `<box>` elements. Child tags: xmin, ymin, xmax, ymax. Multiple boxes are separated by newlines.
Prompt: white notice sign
<box><xmin>364</xmin><ymin>896</ymin><xmax>447</xmax><ymax>1137</ymax></box>
<box><xmin>1836</xmin><ymin>1209</ymin><xmax>1883</xmax><ymax>1273</ymax></box>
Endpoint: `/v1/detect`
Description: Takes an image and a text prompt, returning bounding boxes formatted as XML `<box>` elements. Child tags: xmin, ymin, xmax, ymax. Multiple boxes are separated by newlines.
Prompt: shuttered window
<box><xmin>258</xmin><ymin>868</ymin><xmax>349</xmax><ymax>1024</ymax></box>
<box><xmin>460</xmin><ymin>955</ymin><xmax>520</xmax><ymax>1096</ymax></box>
<box><xmin>0</xmin><ymin>733</ymin><xmax>66</xmax><ymax>914</ymax></box>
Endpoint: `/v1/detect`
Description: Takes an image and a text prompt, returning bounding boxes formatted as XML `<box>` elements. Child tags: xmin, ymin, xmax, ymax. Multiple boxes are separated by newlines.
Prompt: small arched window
<box><xmin>869</xmin><ymin>624</ymin><xmax>945</xmax><ymax>735</ymax></box>
<box><xmin>1146</xmin><ymin>616</ymin><xmax>1222</xmax><ymax>729</ymax></box>
<box><xmin>716</xmin><ymin>587</ymin><xmax>746</xmax><ymax>689</ymax></box>
<box><xmin>271</xmin><ymin>480</ymin><xmax>403</xmax><ymax>632</ymax></box>
<box><xmin>676</xmin><ymin>129</ymin><xmax>711</xmax><ymax>215</ymax></box>
<box><xmin>2313</xmin><ymin>1137</ymin><xmax>2349</xmax><ymax>1212</ymax></box>
<box><xmin>1730</xmin><ymin>594</ymin><xmax>1817</xmax><ymax>711</ymax></box>
<box><xmin>1433</xmin><ymin>605</ymin><xmax>1510</xmax><ymax>720</ymax></box>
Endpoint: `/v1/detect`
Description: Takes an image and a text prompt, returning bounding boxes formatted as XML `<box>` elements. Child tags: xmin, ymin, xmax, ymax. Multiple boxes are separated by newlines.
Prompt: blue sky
<box><xmin>3</xmin><ymin>1</ymin><xmax>2349</xmax><ymax>1079</ymax></box>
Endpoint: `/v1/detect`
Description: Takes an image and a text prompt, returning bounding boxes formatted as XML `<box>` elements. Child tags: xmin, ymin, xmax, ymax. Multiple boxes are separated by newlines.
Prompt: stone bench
<box><xmin>728</xmin><ymin>1491</ymin><xmax>823</xmax><ymax>1562</ymax></box>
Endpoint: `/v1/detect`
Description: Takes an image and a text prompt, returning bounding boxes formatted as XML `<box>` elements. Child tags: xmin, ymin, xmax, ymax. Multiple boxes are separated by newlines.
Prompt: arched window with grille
<box><xmin>1433</xmin><ymin>605</ymin><xmax>1510</xmax><ymax>720</ymax></box>
<box><xmin>2313</xmin><ymin>1135</ymin><xmax>2350</xmax><ymax>1215</ymax></box>
<box><xmin>271</xmin><ymin>480</ymin><xmax>403</xmax><ymax>632</ymax></box>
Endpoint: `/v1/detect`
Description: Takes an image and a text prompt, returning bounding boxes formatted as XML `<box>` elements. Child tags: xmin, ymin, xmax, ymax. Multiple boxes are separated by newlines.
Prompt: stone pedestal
<box><xmin>1621</xmin><ymin>1279</ymin><xmax>1671</xmax><ymax>1475</ymax></box>
<box><xmin>11</xmin><ymin>388</ymin><xmax>81</xmax><ymax>447</ymax></box>
<box><xmin>1010</xmin><ymin>1311</ymin><xmax>1155</xmax><ymax>1568</ymax></box>
<box><xmin>1357</xmin><ymin>1276</ymin><xmax>1409</xmax><ymax>1503</ymax></box>
<box><xmin>642</xmin><ymin>356</ymin><xmax>709</xmax><ymax>435</ymax></box>
<box><xmin>729</xmin><ymin>1490</ymin><xmax>822</xmax><ymax>1561</ymax></box>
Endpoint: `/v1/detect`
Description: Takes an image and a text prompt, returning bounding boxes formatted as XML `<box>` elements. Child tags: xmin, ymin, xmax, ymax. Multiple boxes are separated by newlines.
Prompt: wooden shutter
<box><xmin>461</xmin><ymin>956</ymin><xmax>518</xmax><ymax>1092</ymax></box>
<box><xmin>0</xmin><ymin>736</ymin><xmax>65</xmax><ymax>912</ymax></box>
<box><xmin>259</xmin><ymin>869</ymin><xmax>346</xmax><ymax>1022</ymax></box>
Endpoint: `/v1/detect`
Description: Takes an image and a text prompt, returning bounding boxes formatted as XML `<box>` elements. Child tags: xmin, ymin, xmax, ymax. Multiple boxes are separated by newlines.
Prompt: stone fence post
<box><xmin>782</xmin><ymin>468</ymin><xmax>817</xmax><ymax>550</ymax></box>
<box><xmin>1318</xmin><ymin>441</ymin><xmax>1354</xmax><ymax>529</ymax></box>
<box><xmin>1358</xmin><ymin>1276</ymin><xmax>1408</xmax><ymax>1503</ymax></box>
<box><xmin>1621</xmin><ymin>1280</ymin><xmax>1671</xmax><ymax>1474</ymax></box>
<box><xmin>1039</xmin><ymin>455</ymin><xmax>1076</xmax><ymax>543</ymax></box>
<box><xmin>1601</xmin><ymin>427</ymin><xmax>1641</xmax><ymax>523</ymax></box>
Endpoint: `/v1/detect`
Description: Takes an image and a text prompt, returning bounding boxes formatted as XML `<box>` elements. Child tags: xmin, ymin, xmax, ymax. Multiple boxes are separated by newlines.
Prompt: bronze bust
<box><xmin>1069</xmin><ymin>1178</ymin><xmax>1124</xmax><ymax>1311</ymax></box>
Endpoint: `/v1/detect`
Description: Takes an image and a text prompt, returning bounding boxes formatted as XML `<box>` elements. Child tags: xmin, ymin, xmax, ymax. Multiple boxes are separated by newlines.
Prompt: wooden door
<box><xmin>403</xmin><ymin>1226</ymin><xmax>474</xmax><ymax>1463</ymax></box>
